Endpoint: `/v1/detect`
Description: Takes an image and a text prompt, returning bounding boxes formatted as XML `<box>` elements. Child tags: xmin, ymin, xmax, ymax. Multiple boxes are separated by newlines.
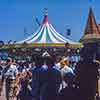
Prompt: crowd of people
<box><xmin>0</xmin><ymin>49</ymin><xmax>99</xmax><ymax>100</ymax></box>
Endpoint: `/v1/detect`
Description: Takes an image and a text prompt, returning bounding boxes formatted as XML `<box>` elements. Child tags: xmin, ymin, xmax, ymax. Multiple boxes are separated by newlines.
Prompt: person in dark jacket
<box><xmin>41</xmin><ymin>55</ymin><xmax>62</xmax><ymax>100</ymax></box>
<box><xmin>31</xmin><ymin>56</ymin><xmax>46</xmax><ymax>100</ymax></box>
<box><xmin>75</xmin><ymin>45</ymin><xmax>99</xmax><ymax>100</ymax></box>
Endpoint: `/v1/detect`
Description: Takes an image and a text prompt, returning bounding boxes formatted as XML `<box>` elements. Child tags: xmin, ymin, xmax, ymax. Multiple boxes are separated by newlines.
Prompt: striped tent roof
<box><xmin>17</xmin><ymin>12</ymin><xmax>79</xmax><ymax>45</ymax></box>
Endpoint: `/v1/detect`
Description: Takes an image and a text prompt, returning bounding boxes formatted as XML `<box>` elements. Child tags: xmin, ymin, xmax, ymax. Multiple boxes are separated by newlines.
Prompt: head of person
<box><xmin>60</xmin><ymin>59</ymin><xmax>65</xmax><ymax>68</ymax></box>
<box><xmin>56</xmin><ymin>56</ymin><xmax>62</xmax><ymax>63</ymax></box>
<box><xmin>32</xmin><ymin>61</ymin><xmax>35</xmax><ymax>67</ymax></box>
<box><xmin>42</xmin><ymin>51</ymin><xmax>54</xmax><ymax>68</ymax></box>
<box><xmin>27</xmin><ymin>61</ymin><xmax>32</xmax><ymax>68</ymax></box>
<box><xmin>6</xmin><ymin>57</ymin><xmax>12</xmax><ymax>65</ymax></box>
<box><xmin>34</xmin><ymin>56</ymin><xmax>43</xmax><ymax>67</ymax></box>
<box><xmin>43</xmin><ymin>56</ymin><xmax>54</xmax><ymax>68</ymax></box>
<box><xmin>12</xmin><ymin>59</ymin><xmax>16</xmax><ymax>65</ymax></box>
<box><xmin>62</xmin><ymin>57</ymin><xmax>70</xmax><ymax>66</ymax></box>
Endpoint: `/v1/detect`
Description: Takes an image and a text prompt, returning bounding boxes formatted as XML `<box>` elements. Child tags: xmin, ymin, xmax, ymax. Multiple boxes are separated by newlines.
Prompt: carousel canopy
<box><xmin>0</xmin><ymin>9</ymin><xmax>82</xmax><ymax>50</ymax></box>
<box><xmin>17</xmin><ymin>10</ymin><xmax>80</xmax><ymax>45</ymax></box>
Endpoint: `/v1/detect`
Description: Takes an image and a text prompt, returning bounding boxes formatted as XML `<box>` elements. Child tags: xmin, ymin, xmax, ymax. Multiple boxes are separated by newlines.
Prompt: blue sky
<box><xmin>0</xmin><ymin>0</ymin><xmax>100</xmax><ymax>43</ymax></box>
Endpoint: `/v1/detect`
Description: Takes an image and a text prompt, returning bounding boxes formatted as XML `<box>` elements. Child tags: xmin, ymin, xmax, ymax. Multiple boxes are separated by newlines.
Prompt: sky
<box><xmin>0</xmin><ymin>0</ymin><xmax>100</xmax><ymax>43</ymax></box>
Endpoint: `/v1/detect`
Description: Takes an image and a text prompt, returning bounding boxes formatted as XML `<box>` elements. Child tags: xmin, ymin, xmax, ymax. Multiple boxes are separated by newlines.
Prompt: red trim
<box><xmin>42</xmin><ymin>15</ymin><xmax>48</xmax><ymax>24</ymax></box>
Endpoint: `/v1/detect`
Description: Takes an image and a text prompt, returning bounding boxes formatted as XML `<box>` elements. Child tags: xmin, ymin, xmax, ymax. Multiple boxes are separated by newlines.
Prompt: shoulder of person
<box><xmin>56</xmin><ymin>63</ymin><xmax>61</xmax><ymax>67</ymax></box>
<box><xmin>93</xmin><ymin>60</ymin><xmax>100</xmax><ymax>65</ymax></box>
<box><xmin>52</xmin><ymin>66</ymin><xmax>61</xmax><ymax>71</ymax></box>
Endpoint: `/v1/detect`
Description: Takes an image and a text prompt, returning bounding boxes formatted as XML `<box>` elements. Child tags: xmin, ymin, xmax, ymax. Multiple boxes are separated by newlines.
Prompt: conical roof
<box><xmin>17</xmin><ymin>11</ymin><xmax>80</xmax><ymax>45</ymax></box>
<box><xmin>80</xmin><ymin>8</ymin><xmax>100</xmax><ymax>43</ymax></box>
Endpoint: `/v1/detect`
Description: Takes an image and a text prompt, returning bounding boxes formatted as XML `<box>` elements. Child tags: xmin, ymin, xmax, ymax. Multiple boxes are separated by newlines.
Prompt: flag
<box><xmin>35</xmin><ymin>17</ymin><xmax>41</xmax><ymax>26</ymax></box>
<box><xmin>66</xmin><ymin>29</ymin><xmax>71</xmax><ymax>36</ymax></box>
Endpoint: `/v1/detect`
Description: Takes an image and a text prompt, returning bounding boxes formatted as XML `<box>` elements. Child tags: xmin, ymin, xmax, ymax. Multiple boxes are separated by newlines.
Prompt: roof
<box><xmin>16</xmin><ymin>11</ymin><xmax>80</xmax><ymax>45</ymax></box>
<box><xmin>80</xmin><ymin>8</ymin><xmax>100</xmax><ymax>43</ymax></box>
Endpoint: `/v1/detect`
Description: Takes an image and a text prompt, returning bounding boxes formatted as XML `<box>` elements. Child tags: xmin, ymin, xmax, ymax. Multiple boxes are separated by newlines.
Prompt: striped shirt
<box><xmin>4</xmin><ymin>64</ymin><xmax>19</xmax><ymax>79</ymax></box>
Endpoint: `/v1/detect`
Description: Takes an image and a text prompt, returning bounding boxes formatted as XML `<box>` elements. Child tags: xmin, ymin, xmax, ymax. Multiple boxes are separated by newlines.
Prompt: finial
<box><xmin>44</xmin><ymin>8</ymin><xmax>48</xmax><ymax>15</ymax></box>
<box><xmin>89</xmin><ymin>7</ymin><xmax>93</xmax><ymax>14</ymax></box>
<box><xmin>89</xmin><ymin>0</ymin><xmax>95</xmax><ymax>8</ymax></box>
<box><xmin>89</xmin><ymin>0</ymin><xmax>93</xmax><ymax>4</ymax></box>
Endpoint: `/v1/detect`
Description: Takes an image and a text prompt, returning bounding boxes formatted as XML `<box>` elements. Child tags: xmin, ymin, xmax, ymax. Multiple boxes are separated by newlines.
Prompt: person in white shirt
<box><xmin>2</xmin><ymin>58</ymin><xmax>19</xmax><ymax>100</ymax></box>
<box><xmin>60</xmin><ymin>57</ymin><xmax>74</xmax><ymax>89</ymax></box>
<box><xmin>61</xmin><ymin>57</ymin><xmax>74</xmax><ymax>76</ymax></box>
<box><xmin>55</xmin><ymin>56</ymin><xmax>63</xmax><ymax>70</ymax></box>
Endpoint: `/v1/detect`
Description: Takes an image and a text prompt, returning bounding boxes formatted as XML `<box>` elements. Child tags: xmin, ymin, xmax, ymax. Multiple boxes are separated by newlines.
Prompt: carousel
<box><xmin>0</xmin><ymin>9</ymin><xmax>82</xmax><ymax>61</ymax></box>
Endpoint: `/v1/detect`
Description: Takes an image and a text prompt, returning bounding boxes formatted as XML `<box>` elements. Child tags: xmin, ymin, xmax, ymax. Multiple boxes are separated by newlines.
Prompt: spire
<box><xmin>80</xmin><ymin>8</ymin><xmax>100</xmax><ymax>44</ymax></box>
<box><xmin>85</xmin><ymin>7</ymin><xmax>100</xmax><ymax>35</ymax></box>
<box><xmin>42</xmin><ymin>8</ymin><xmax>49</xmax><ymax>24</ymax></box>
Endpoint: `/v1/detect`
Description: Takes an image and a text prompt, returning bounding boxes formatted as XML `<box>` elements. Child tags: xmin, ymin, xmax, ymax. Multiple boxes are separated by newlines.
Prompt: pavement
<box><xmin>0</xmin><ymin>82</ymin><xmax>6</xmax><ymax>100</ymax></box>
